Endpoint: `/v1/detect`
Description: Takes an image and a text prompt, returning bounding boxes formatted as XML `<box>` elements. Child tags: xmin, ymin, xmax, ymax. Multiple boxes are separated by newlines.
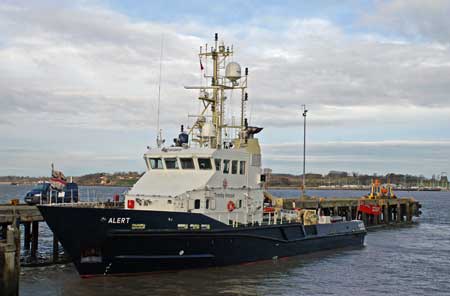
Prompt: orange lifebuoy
<box><xmin>227</xmin><ymin>200</ymin><xmax>235</xmax><ymax>212</ymax></box>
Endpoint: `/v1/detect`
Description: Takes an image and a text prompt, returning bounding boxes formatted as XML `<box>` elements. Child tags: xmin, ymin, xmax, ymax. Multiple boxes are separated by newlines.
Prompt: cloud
<box><xmin>2</xmin><ymin>2</ymin><xmax>450</xmax><ymax>131</ymax></box>
<box><xmin>361</xmin><ymin>0</ymin><xmax>450</xmax><ymax>43</ymax></box>
<box><xmin>0</xmin><ymin>1</ymin><xmax>449</xmax><ymax>176</ymax></box>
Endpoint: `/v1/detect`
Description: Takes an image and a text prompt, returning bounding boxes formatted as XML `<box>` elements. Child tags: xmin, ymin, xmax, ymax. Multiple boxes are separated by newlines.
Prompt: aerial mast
<box><xmin>185</xmin><ymin>33</ymin><xmax>247</xmax><ymax>149</ymax></box>
<box><xmin>156</xmin><ymin>35</ymin><xmax>165</xmax><ymax>148</ymax></box>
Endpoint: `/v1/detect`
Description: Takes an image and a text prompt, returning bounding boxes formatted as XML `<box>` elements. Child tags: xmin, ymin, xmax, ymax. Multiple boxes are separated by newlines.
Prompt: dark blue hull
<box><xmin>38</xmin><ymin>206</ymin><xmax>366</xmax><ymax>276</ymax></box>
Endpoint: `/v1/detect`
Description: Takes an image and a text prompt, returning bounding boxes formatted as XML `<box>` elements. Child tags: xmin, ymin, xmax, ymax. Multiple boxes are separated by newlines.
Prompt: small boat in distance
<box><xmin>38</xmin><ymin>34</ymin><xmax>366</xmax><ymax>277</ymax></box>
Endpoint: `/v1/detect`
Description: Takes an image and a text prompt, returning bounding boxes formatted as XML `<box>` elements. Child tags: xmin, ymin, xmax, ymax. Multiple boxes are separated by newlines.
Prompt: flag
<box><xmin>200</xmin><ymin>59</ymin><xmax>204</xmax><ymax>71</ymax></box>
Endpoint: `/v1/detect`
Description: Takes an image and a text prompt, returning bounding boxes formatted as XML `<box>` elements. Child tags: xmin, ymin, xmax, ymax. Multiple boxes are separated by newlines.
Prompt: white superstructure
<box><xmin>125</xmin><ymin>34</ymin><xmax>265</xmax><ymax>225</ymax></box>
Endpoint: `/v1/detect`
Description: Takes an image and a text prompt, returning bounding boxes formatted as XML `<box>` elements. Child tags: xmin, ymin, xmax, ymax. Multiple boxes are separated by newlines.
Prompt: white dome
<box><xmin>225</xmin><ymin>62</ymin><xmax>241</xmax><ymax>82</ymax></box>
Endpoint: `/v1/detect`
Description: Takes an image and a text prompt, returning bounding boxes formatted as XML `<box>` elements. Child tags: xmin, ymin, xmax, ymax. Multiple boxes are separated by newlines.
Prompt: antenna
<box><xmin>156</xmin><ymin>35</ymin><xmax>165</xmax><ymax>148</ymax></box>
<box><xmin>301</xmin><ymin>104</ymin><xmax>308</xmax><ymax>197</ymax></box>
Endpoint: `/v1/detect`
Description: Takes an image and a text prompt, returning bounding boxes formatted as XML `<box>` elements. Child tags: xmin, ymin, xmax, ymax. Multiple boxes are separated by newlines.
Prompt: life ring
<box><xmin>227</xmin><ymin>200</ymin><xmax>235</xmax><ymax>212</ymax></box>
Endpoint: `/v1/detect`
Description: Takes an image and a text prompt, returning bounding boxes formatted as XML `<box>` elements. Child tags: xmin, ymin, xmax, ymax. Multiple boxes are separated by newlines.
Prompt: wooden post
<box><xmin>52</xmin><ymin>235</ymin><xmax>59</xmax><ymax>263</ymax></box>
<box><xmin>334</xmin><ymin>206</ymin><xmax>339</xmax><ymax>216</ymax></box>
<box><xmin>0</xmin><ymin>225</ymin><xmax>20</xmax><ymax>296</ymax></box>
<box><xmin>373</xmin><ymin>213</ymin><xmax>379</xmax><ymax>225</ymax></box>
<box><xmin>24</xmin><ymin>222</ymin><xmax>31</xmax><ymax>250</ymax></box>
<box><xmin>31</xmin><ymin>221</ymin><xmax>39</xmax><ymax>258</ymax></box>
<box><xmin>362</xmin><ymin>212</ymin><xmax>368</xmax><ymax>226</ymax></box>
<box><xmin>406</xmin><ymin>200</ymin><xmax>412</xmax><ymax>222</ymax></box>
<box><xmin>396</xmin><ymin>202</ymin><xmax>401</xmax><ymax>223</ymax></box>
<box><xmin>384</xmin><ymin>205</ymin><xmax>389</xmax><ymax>224</ymax></box>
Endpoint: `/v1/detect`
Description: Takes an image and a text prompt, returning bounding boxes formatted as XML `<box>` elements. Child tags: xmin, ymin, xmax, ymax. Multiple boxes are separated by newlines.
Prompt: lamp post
<box><xmin>301</xmin><ymin>105</ymin><xmax>308</xmax><ymax>197</ymax></box>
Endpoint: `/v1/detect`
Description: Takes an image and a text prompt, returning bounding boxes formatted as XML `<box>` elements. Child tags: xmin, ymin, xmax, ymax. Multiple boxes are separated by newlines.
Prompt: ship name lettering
<box><xmin>108</xmin><ymin>217</ymin><xmax>131</xmax><ymax>224</ymax></box>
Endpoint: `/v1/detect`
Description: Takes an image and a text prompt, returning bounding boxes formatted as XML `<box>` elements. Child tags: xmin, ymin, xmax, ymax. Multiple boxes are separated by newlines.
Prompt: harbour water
<box><xmin>1</xmin><ymin>185</ymin><xmax>449</xmax><ymax>295</ymax></box>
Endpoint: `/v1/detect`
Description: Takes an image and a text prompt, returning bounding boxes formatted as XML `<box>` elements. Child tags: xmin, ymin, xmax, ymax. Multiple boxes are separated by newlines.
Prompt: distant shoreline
<box><xmin>1</xmin><ymin>182</ymin><xmax>446</xmax><ymax>192</ymax></box>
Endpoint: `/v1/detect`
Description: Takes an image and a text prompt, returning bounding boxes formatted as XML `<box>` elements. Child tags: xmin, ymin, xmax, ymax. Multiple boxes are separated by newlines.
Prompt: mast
<box><xmin>185</xmin><ymin>33</ymin><xmax>248</xmax><ymax>149</ymax></box>
<box><xmin>156</xmin><ymin>35</ymin><xmax>164</xmax><ymax>148</ymax></box>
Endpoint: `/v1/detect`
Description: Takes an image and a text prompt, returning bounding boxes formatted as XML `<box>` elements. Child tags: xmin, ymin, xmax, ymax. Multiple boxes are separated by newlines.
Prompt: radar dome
<box><xmin>225</xmin><ymin>62</ymin><xmax>241</xmax><ymax>82</ymax></box>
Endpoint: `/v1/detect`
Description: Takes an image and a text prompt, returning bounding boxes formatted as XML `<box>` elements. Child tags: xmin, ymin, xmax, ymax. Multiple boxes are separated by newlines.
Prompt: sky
<box><xmin>1</xmin><ymin>0</ymin><xmax>449</xmax><ymax>177</ymax></box>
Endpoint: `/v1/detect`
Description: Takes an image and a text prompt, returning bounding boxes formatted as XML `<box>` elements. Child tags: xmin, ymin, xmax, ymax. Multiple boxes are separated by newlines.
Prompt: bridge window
<box><xmin>231</xmin><ymin>160</ymin><xmax>238</xmax><ymax>174</ymax></box>
<box><xmin>194</xmin><ymin>199</ymin><xmax>201</xmax><ymax>209</ymax></box>
<box><xmin>214</xmin><ymin>159</ymin><xmax>221</xmax><ymax>171</ymax></box>
<box><xmin>223</xmin><ymin>160</ymin><xmax>230</xmax><ymax>174</ymax></box>
<box><xmin>239</xmin><ymin>161</ymin><xmax>246</xmax><ymax>175</ymax></box>
<box><xmin>198</xmin><ymin>158</ymin><xmax>212</xmax><ymax>170</ymax></box>
<box><xmin>149</xmin><ymin>158</ymin><xmax>163</xmax><ymax>169</ymax></box>
<box><xmin>164</xmin><ymin>158</ymin><xmax>179</xmax><ymax>169</ymax></box>
<box><xmin>180</xmin><ymin>158</ymin><xmax>195</xmax><ymax>169</ymax></box>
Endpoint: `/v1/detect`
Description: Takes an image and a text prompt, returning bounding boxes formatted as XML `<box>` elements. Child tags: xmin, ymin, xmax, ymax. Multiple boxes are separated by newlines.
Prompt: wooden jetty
<box><xmin>265</xmin><ymin>193</ymin><xmax>422</xmax><ymax>227</ymax></box>
<box><xmin>0</xmin><ymin>203</ymin><xmax>62</xmax><ymax>265</ymax></box>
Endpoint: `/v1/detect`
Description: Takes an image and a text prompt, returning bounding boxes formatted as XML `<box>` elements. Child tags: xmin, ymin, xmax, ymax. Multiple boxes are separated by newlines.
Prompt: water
<box><xmin>1</xmin><ymin>185</ymin><xmax>449</xmax><ymax>295</ymax></box>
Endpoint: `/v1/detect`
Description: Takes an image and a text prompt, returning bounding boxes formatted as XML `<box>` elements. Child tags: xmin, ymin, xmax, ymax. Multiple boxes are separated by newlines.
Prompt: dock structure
<box><xmin>0</xmin><ymin>204</ymin><xmax>60</xmax><ymax>263</ymax></box>
<box><xmin>265</xmin><ymin>192</ymin><xmax>422</xmax><ymax>227</ymax></box>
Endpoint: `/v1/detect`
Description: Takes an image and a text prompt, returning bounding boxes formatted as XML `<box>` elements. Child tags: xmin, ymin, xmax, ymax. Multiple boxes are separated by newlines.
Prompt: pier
<box><xmin>0</xmin><ymin>204</ymin><xmax>49</xmax><ymax>262</ymax></box>
<box><xmin>265</xmin><ymin>193</ymin><xmax>422</xmax><ymax>227</ymax></box>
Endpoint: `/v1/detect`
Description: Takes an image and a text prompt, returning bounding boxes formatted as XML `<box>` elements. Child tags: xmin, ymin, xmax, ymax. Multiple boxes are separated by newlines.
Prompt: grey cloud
<box><xmin>361</xmin><ymin>0</ymin><xmax>450</xmax><ymax>43</ymax></box>
<box><xmin>2</xmin><ymin>2</ymin><xmax>450</xmax><ymax>132</ymax></box>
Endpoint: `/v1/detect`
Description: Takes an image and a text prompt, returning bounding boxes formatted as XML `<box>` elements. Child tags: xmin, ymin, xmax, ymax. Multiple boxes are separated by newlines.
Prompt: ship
<box><xmin>38</xmin><ymin>34</ymin><xmax>366</xmax><ymax>277</ymax></box>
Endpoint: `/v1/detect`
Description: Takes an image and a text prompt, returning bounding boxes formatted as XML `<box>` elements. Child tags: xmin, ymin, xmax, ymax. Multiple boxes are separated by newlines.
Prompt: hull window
<box><xmin>239</xmin><ymin>161</ymin><xmax>246</xmax><ymax>175</ymax></box>
<box><xmin>165</xmin><ymin>158</ymin><xmax>179</xmax><ymax>169</ymax></box>
<box><xmin>198</xmin><ymin>158</ymin><xmax>212</xmax><ymax>170</ymax></box>
<box><xmin>180</xmin><ymin>158</ymin><xmax>195</xmax><ymax>169</ymax></box>
<box><xmin>214</xmin><ymin>158</ymin><xmax>221</xmax><ymax>171</ymax></box>
<box><xmin>210</xmin><ymin>199</ymin><xmax>216</xmax><ymax>210</ymax></box>
<box><xmin>149</xmin><ymin>158</ymin><xmax>163</xmax><ymax>169</ymax></box>
<box><xmin>231</xmin><ymin>160</ymin><xmax>238</xmax><ymax>174</ymax></box>
<box><xmin>223</xmin><ymin>160</ymin><xmax>230</xmax><ymax>174</ymax></box>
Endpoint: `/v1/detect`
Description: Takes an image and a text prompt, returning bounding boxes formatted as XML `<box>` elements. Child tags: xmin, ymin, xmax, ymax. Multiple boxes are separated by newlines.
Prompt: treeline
<box><xmin>268</xmin><ymin>171</ymin><xmax>449</xmax><ymax>188</ymax></box>
<box><xmin>0</xmin><ymin>172</ymin><xmax>144</xmax><ymax>186</ymax></box>
<box><xmin>1</xmin><ymin>170</ymin><xmax>448</xmax><ymax>188</ymax></box>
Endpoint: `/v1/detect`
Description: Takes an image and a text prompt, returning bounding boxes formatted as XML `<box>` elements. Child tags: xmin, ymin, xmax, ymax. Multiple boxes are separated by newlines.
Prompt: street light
<box><xmin>301</xmin><ymin>105</ymin><xmax>308</xmax><ymax>197</ymax></box>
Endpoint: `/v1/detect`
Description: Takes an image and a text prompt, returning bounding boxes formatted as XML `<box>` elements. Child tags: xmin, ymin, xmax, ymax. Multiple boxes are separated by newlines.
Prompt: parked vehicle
<box><xmin>24</xmin><ymin>181</ymin><xmax>79</xmax><ymax>205</ymax></box>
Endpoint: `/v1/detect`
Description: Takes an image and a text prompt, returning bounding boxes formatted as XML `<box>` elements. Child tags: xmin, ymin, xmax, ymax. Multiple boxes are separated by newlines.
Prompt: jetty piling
<box><xmin>0</xmin><ymin>213</ymin><xmax>20</xmax><ymax>296</ymax></box>
<box><xmin>31</xmin><ymin>221</ymin><xmax>39</xmax><ymax>259</ymax></box>
<box><xmin>23</xmin><ymin>222</ymin><xmax>31</xmax><ymax>250</ymax></box>
<box><xmin>0</xmin><ymin>204</ymin><xmax>62</xmax><ymax>265</ymax></box>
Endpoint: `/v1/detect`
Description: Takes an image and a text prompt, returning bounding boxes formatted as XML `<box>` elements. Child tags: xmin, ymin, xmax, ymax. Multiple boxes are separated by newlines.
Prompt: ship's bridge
<box><xmin>128</xmin><ymin>145</ymin><xmax>260</xmax><ymax>198</ymax></box>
